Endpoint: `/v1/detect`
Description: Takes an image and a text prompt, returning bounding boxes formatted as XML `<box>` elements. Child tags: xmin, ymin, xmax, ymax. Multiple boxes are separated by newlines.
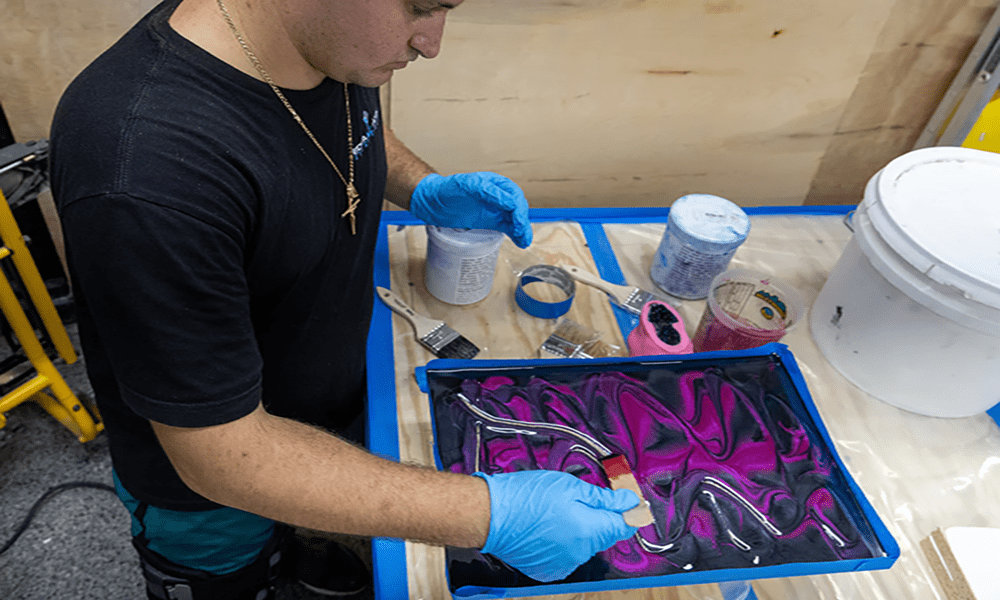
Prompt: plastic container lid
<box><xmin>426</xmin><ymin>226</ymin><xmax>504</xmax><ymax>250</ymax></box>
<box><xmin>870</xmin><ymin>147</ymin><xmax>1000</xmax><ymax>307</ymax></box>
<box><xmin>858</xmin><ymin>147</ymin><xmax>1000</xmax><ymax>335</ymax></box>
<box><xmin>668</xmin><ymin>194</ymin><xmax>751</xmax><ymax>253</ymax></box>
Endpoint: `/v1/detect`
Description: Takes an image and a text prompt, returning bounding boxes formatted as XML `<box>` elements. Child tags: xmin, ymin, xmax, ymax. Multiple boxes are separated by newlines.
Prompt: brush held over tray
<box><xmin>601</xmin><ymin>454</ymin><xmax>655</xmax><ymax>528</ymax></box>
<box><xmin>375</xmin><ymin>286</ymin><xmax>480</xmax><ymax>359</ymax></box>
<box><xmin>559</xmin><ymin>264</ymin><xmax>678</xmax><ymax>315</ymax></box>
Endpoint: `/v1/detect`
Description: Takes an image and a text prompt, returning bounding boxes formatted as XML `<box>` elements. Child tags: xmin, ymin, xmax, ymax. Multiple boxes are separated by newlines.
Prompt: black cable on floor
<box><xmin>0</xmin><ymin>481</ymin><xmax>117</xmax><ymax>556</ymax></box>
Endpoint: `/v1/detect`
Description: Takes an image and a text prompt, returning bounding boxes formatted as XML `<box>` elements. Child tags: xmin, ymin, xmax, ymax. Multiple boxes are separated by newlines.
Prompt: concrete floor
<box><xmin>0</xmin><ymin>323</ymin><xmax>374</xmax><ymax>599</ymax></box>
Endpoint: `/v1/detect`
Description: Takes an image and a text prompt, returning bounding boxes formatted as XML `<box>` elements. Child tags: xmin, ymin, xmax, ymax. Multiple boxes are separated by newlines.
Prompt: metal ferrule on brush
<box><xmin>422</xmin><ymin>324</ymin><xmax>460</xmax><ymax>353</ymax></box>
<box><xmin>541</xmin><ymin>333</ymin><xmax>592</xmax><ymax>359</ymax></box>
<box><xmin>621</xmin><ymin>289</ymin><xmax>660</xmax><ymax>315</ymax></box>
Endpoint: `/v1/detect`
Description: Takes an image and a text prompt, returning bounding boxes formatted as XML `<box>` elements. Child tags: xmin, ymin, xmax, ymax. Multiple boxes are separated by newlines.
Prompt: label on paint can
<box><xmin>425</xmin><ymin>226</ymin><xmax>504</xmax><ymax>305</ymax></box>
<box><xmin>650</xmin><ymin>194</ymin><xmax>750</xmax><ymax>300</ymax></box>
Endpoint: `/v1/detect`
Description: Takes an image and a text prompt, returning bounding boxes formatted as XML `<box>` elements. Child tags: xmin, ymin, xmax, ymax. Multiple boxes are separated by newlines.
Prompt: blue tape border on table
<box><xmin>366</xmin><ymin>205</ymin><xmax>917</xmax><ymax>600</ymax></box>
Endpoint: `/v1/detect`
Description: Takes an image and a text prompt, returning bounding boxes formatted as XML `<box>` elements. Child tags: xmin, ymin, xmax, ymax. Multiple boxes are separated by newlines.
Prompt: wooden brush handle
<box><xmin>375</xmin><ymin>286</ymin><xmax>442</xmax><ymax>339</ymax></box>
<box><xmin>560</xmin><ymin>264</ymin><xmax>632</xmax><ymax>303</ymax></box>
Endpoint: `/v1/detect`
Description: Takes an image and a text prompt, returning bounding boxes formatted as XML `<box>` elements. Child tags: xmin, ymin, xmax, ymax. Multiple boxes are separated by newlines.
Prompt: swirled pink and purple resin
<box><xmin>435</xmin><ymin>366</ymin><xmax>875</xmax><ymax>586</ymax></box>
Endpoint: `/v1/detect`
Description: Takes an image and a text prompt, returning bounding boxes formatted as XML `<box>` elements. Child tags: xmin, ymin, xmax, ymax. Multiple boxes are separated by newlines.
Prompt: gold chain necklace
<box><xmin>216</xmin><ymin>0</ymin><xmax>361</xmax><ymax>234</ymax></box>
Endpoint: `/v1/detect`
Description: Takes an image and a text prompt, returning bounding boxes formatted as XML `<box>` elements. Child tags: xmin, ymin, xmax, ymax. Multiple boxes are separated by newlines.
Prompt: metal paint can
<box><xmin>650</xmin><ymin>194</ymin><xmax>751</xmax><ymax>300</ymax></box>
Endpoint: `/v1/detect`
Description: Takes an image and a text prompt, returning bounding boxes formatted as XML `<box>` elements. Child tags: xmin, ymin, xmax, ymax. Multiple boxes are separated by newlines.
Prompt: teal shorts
<box><xmin>112</xmin><ymin>471</ymin><xmax>275</xmax><ymax>575</ymax></box>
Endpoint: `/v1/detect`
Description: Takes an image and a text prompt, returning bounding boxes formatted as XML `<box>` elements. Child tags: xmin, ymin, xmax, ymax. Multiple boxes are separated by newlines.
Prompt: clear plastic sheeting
<box><xmin>381</xmin><ymin>214</ymin><xmax>1000</xmax><ymax>599</ymax></box>
<box><xmin>605</xmin><ymin>215</ymin><xmax>1000</xmax><ymax>600</ymax></box>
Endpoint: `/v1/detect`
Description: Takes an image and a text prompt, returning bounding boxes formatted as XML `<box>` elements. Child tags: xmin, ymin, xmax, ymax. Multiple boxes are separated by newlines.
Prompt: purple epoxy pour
<box><xmin>438</xmin><ymin>367</ymin><xmax>873</xmax><ymax>582</ymax></box>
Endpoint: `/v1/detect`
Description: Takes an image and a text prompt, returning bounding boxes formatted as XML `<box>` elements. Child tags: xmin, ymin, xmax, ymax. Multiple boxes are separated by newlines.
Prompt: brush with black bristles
<box><xmin>376</xmin><ymin>287</ymin><xmax>480</xmax><ymax>359</ymax></box>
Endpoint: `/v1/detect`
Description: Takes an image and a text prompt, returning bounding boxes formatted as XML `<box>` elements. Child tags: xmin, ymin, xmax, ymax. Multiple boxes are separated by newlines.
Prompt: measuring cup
<box><xmin>692</xmin><ymin>269</ymin><xmax>805</xmax><ymax>352</ymax></box>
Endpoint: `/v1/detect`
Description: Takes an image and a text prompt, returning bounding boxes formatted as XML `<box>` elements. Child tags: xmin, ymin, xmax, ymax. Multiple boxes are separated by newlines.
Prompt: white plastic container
<box><xmin>424</xmin><ymin>226</ymin><xmax>504</xmax><ymax>305</ymax></box>
<box><xmin>650</xmin><ymin>194</ymin><xmax>751</xmax><ymax>300</ymax></box>
<box><xmin>811</xmin><ymin>147</ymin><xmax>1000</xmax><ymax>418</ymax></box>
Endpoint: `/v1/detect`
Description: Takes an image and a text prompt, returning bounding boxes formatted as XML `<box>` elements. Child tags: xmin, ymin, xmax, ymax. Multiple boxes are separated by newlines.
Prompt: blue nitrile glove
<box><xmin>473</xmin><ymin>470</ymin><xmax>639</xmax><ymax>582</ymax></box>
<box><xmin>409</xmin><ymin>172</ymin><xmax>533</xmax><ymax>248</ymax></box>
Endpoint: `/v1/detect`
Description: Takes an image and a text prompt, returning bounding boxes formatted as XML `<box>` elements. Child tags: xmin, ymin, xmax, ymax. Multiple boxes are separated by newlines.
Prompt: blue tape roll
<box><xmin>514</xmin><ymin>265</ymin><xmax>576</xmax><ymax>319</ymax></box>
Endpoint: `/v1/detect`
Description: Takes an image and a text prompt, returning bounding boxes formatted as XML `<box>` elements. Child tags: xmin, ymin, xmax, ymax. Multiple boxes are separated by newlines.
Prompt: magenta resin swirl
<box><xmin>437</xmin><ymin>366</ymin><xmax>874</xmax><ymax>582</ymax></box>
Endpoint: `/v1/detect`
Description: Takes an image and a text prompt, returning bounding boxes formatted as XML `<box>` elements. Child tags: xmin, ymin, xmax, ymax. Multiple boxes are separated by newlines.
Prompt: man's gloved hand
<box><xmin>409</xmin><ymin>172</ymin><xmax>533</xmax><ymax>248</ymax></box>
<box><xmin>473</xmin><ymin>470</ymin><xmax>639</xmax><ymax>582</ymax></box>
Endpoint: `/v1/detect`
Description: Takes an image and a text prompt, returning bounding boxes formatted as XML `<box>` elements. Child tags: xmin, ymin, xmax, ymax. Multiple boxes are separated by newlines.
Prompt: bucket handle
<box><xmin>843</xmin><ymin>210</ymin><xmax>855</xmax><ymax>233</ymax></box>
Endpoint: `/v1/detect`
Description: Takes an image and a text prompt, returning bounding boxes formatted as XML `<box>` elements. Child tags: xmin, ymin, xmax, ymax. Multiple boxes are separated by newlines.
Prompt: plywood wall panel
<box><xmin>390</xmin><ymin>0</ymin><xmax>900</xmax><ymax>208</ymax></box>
<box><xmin>1</xmin><ymin>0</ymin><xmax>159</xmax><ymax>141</ymax></box>
<box><xmin>1</xmin><ymin>0</ymin><xmax>993</xmax><ymax>207</ymax></box>
<box><xmin>804</xmin><ymin>0</ymin><xmax>997</xmax><ymax>205</ymax></box>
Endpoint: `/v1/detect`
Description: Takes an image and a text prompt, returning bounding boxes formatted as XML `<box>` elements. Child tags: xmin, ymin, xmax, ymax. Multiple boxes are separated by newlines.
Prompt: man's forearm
<box><xmin>383</xmin><ymin>128</ymin><xmax>434</xmax><ymax>210</ymax></box>
<box><xmin>152</xmin><ymin>404</ymin><xmax>490</xmax><ymax>548</ymax></box>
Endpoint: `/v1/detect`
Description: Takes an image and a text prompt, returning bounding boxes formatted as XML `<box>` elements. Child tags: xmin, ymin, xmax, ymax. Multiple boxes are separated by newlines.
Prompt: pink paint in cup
<box><xmin>627</xmin><ymin>300</ymin><xmax>694</xmax><ymax>356</ymax></box>
<box><xmin>692</xmin><ymin>269</ymin><xmax>805</xmax><ymax>352</ymax></box>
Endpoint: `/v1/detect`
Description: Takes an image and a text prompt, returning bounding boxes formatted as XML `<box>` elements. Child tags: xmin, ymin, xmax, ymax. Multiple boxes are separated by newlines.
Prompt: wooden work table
<box><xmin>366</xmin><ymin>207</ymin><xmax>1000</xmax><ymax>600</ymax></box>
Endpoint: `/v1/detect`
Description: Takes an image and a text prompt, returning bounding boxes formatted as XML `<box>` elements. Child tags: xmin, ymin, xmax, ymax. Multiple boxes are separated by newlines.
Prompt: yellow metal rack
<box><xmin>915</xmin><ymin>4</ymin><xmax>1000</xmax><ymax>151</ymax></box>
<box><xmin>0</xmin><ymin>188</ymin><xmax>101</xmax><ymax>442</ymax></box>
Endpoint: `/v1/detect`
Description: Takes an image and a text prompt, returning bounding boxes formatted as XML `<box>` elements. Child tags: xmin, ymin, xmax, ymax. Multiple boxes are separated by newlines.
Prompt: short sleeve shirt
<box><xmin>50</xmin><ymin>0</ymin><xmax>387</xmax><ymax>510</ymax></box>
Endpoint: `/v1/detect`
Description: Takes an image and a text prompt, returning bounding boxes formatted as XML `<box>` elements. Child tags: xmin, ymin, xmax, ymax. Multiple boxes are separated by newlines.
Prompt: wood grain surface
<box><xmin>389</xmin><ymin>0</ymin><xmax>993</xmax><ymax>207</ymax></box>
<box><xmin>804</xmin><ymin>0</ymin><xmax>998</xmax><ymax>205</ymax></box>
<box><xmin>5</xmin><ymin>1</ymin><xmax>993</xmax><ymax>207</ymax></box>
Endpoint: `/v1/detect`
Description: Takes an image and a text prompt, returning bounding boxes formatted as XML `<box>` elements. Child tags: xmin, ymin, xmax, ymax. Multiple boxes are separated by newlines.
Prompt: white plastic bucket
<box><xmin>810</xmin><ymin>147</ymin><xmax>1000</xmax><ymax>418</ymax></box>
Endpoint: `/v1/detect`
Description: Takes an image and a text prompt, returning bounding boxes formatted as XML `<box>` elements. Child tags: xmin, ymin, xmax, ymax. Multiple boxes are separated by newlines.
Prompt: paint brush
<box><xmin>560</xmin><ymin>264</ymin><xmax>678</xmax><ymax>315</ymax></box>
<box><xmin>540</xmin><ymin>319</ymin><xmax>622</xmax><ymax>359</ymax></box>
<box><xmin>601</xmin><ymin>454</ymin><xmax>655</xmax><ymax>528</ymax></box>
<box><xmin>376</xmin><ymin>286</ymin><xmax>480</xmax><ymax>359</ymax></box>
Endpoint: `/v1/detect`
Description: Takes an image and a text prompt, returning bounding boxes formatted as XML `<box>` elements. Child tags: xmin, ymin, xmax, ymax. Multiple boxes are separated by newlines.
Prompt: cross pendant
<box><xmin>343</xmin><ymin>182</ymin><xmax>362</xmax><ymax>235</ymax></box>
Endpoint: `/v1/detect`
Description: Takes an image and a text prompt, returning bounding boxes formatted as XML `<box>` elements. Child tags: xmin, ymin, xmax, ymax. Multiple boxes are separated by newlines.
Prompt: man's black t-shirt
<box><xmin>50</xmin><ymin>0</ymin><xmax>387</xmax><ymax>510</ymax></box>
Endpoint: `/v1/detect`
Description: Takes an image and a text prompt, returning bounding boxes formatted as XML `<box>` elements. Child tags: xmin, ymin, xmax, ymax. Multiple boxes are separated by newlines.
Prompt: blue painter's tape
<box><xmin>579</xmin><ymin>222</ymin><xmax>640</xmax><ymax>338</ymax></box>
<box><xmin>515</xmin><ymin>281</ymin><xmax>568</xmax><ymax>318</ymax></box>
<box><xmin>414</xmin><ymin>367</ymin><xmax>429</xmax><ymax>393</ymax></box>
<box><xmin>367</xmin><ymin>217</ymin><xmax>409</xmax><ymax>600</ymax></box>
<box><xmin>525</xmin><ymin>204</ymin><xmax>855</xmax><ymax>224</ymax></box>
<box><xmin>371</xmin><ymin>538</ymin><xmax>407</xmax><ymax>600</ymax></box>
<box><xmin>988</xmin><ymin>402</ymin><xmax>1000</xmax><ymax>427</ymax></box>
<box><xmin>378</xmin><ymin>205</ymin><xmax>857</xmax><ymax>228</ymax></box>
<box><xmin>367</xmin><ymin>220</ymin><xmax>400</xmax><ymax>461</ymax></box>
<box><xmin>513</xmin><ymin>265</ymin><xmax>576</xmax><ymax>319</ymax></box>
<box><xmin>515</xmin><ymin>276</ymin><xmax>572</xmax><ymax>318</ymax></box>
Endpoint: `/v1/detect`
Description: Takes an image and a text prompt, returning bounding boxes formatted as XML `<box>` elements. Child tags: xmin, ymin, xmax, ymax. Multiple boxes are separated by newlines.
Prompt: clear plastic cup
<box><xmin>692</xmin><ymin>268</ymin><xmax>805</xmax><ymax>352</ymax></box>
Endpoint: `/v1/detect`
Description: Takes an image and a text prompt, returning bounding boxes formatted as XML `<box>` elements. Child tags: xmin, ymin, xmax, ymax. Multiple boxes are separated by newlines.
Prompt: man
<box><xmin>50</xmin><ymin>0</ymin><xmax>640</xmax><ymax>598</ymax></box>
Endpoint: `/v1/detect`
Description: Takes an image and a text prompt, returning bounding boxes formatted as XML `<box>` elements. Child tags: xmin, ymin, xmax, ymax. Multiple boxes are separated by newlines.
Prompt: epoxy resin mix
<box><xmin>428</xmin><ymin>356</ymin><xmax>882</xmax><ymax>589</ymax></box>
